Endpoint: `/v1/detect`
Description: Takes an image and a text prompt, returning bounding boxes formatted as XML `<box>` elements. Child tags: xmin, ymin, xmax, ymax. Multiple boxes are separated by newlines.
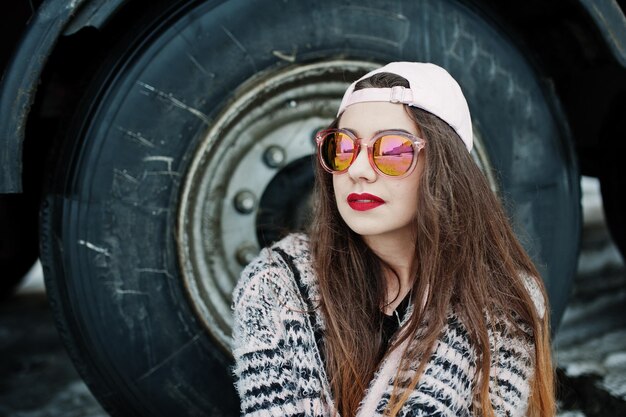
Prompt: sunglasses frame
<box><xmin>315</xmin><ymin>128</ymin><xmax>426</xmax><ymax>179</ymax></box>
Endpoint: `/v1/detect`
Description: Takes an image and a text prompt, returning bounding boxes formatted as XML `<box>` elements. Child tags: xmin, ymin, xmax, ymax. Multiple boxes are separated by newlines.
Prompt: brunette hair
<box><xmin>310</xmin><ymin>72</ymin><xmax>555</xmax><ymax>416</ymax></box>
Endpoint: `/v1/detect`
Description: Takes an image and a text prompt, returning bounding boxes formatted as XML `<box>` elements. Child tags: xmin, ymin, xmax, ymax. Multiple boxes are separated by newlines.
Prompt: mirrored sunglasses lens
<box><xmin>321</xmin><ymin>132</ymin><xmax>355</xmax><ymax>171</ymax></box>
<box><xmin>373</xmin><ymin>135</ymin><xmax>414</xmax><ymax>176</ymax></box>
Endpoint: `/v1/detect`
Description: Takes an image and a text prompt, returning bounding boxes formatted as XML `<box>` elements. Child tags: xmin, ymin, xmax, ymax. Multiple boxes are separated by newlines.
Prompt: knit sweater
<box><xmin>231</xmin><ymin>233</ymin><xmax>544</xmax><ymax>417</ymax></box>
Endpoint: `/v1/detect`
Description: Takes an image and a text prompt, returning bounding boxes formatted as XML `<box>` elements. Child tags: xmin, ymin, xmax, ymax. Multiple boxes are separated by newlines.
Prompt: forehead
<box><xmin>338</xmin><ymin>101</ymin><xmax>418</xmax><ymax>136</ymax></box>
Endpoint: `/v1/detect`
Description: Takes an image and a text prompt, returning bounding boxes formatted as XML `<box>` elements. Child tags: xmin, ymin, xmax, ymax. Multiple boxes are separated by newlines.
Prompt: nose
<box><xmin>347</xmin><ymin>144</ymin><xmax>377</xmax><ymax>182</ymax></box>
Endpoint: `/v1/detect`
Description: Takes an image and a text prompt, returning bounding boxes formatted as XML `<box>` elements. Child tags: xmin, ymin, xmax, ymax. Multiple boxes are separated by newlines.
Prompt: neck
<box><xmin>363</xmin><ymin>230</ymin><xmax>416</xmax><ymax>304</ymax></box>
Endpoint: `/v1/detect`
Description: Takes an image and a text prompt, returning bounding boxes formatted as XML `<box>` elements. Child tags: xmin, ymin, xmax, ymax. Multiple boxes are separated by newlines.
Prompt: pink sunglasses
<box><xmin>316</xmin><ymin>128</ymin><xmax>425</xmax><ymax>178</ymax></box>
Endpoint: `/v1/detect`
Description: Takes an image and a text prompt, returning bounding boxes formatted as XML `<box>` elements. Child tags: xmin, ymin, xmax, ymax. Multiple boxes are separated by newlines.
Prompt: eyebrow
<box><xmin>342</xmin><ymin>127</ymin><xmax>415</xmax><ymax>136</ymax></box>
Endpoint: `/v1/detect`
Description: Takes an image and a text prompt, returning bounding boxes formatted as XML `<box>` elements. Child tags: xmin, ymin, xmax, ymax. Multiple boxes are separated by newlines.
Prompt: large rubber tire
<box><xmin>599</xmin><ymin>93</ymin><xmax>626</xmax><ymax>260</ymax></box>
<box><xmin>39</xmin><ymin>0</ymin><xmax>580</xmax><ymax>415</ymax></box>
<box><xmin>0</xmin><ymin>194</ymin><xmax>38</xmax><ymax>298</ymax></box>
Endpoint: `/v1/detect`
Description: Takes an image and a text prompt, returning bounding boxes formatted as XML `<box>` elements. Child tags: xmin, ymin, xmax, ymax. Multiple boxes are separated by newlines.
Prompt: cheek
<box><xmin>407</xmin><ymin>158</ymin><xmax>424</xmax><ymax>198</ymax></box>
<box><xmin>398</xmin><ymin>186</ymin><xmax>419</xmax><ymax>214</ymax></box>
<box><xmin>331</xmin><ymin>176</ymin><xmax>344</xmax><ymax>211</ymax></box>
<box><xmin>396</xmin><ymin>171</ymin><xmax>422</xmax><ymax>213</ymax></box>
<box><xmin>332</xmin><ymin>175</ymin><xmax>345</xmax><ymax>198</ymax></box>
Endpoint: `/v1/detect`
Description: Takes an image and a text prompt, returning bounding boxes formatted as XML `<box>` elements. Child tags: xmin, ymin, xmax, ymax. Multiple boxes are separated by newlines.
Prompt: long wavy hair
<box><xmin>310</xmin><ymin>72</ymin><xmax>555</xmax><ymax>417</ymax></box>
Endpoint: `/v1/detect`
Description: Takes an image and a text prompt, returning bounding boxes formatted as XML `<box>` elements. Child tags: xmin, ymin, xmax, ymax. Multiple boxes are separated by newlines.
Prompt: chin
<box><xmin>343</xmin><ymin>221</ymin><xmax>389</xmax><ymax>237</ymax></box>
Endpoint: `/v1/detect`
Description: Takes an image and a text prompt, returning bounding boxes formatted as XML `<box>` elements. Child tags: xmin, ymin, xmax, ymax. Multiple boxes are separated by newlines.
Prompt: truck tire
<box><xmin>39</xmin><ymin>0</ymin><xmax>580</xmax><ymax>415</ymax></box>
<box><xmin>599</xmin><ymin>95</ymin><xmax>626</xmax><ymax>259</ymax></box>
<box><xmin>0</xmin><ymin>194</ymin><xmax>38</xmax><ymax>298</ymax></box>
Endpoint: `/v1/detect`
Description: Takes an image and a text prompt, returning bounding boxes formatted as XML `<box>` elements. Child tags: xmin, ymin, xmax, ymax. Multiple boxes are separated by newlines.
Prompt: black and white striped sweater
<box><xmin>231</xmin><ymin>233</ymin><xmax>543</xmax><ymax>417</ymax></box>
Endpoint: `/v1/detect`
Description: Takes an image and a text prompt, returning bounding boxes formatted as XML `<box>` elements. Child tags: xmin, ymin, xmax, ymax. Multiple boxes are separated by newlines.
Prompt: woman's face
<box><xmin>333</xmin><ymin>101</ymin><xmax>425</xmax><ymax>242</ymax></box>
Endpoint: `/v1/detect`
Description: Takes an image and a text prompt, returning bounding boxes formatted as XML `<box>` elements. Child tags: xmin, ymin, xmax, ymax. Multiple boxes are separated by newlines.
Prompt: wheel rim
<box><xmin>177</xmin><ymin>59</ymin><xmax>496</xmax><ymax>352</ymax></box>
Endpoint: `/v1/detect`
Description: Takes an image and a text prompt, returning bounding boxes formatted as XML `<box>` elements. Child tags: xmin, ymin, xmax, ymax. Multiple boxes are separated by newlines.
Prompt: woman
<box><xmin>231</xmin><ymin>62</ymin><xmax>555</xmax><ymax>417</ymax></box>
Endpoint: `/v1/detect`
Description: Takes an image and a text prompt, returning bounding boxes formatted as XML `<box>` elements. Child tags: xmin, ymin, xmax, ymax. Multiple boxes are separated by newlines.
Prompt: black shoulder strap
<box><xmin>272</xmin><ymin>247</ymin><xmax>326</xmax><ymax>363</ymax></box>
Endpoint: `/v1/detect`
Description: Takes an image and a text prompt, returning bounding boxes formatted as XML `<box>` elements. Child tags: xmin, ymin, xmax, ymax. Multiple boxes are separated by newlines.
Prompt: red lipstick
<box><xmin>347</xmin><ymin>193</ymin><xmax>385</xmax><ymax>211</ymax></box>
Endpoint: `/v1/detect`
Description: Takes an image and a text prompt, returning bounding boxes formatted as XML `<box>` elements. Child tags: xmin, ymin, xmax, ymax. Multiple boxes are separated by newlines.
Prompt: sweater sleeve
<box><xmin>488</xmin><ymin>272</ymin><xmax>548</xmax><ymax>417</ymax></box>
<box><xmin>488</xmin><ymin>322</ymin><xmax>535</xmax><ymax>417</ymax></box>
<box><xmin>489</xmin><ymin>282</ymin><xmax>545</xmax><ymax>417</ymax></box>
<box><xmin>231</xmin><ymin>250</ymin><xmax>305</xmax><ymax>417</ymax></box>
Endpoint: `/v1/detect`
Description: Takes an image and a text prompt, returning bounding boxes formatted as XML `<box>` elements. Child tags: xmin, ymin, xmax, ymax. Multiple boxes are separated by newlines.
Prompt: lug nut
<box><xmin>234</xmin><ymin>190</ymin><xmax>256</xmax><ymax>214</ymax></box>
<box><xmin>263</xmin><ymin>145</ymin><xmax>286</xmax><ymax>168</ymax></box>
<box><xmin>236</xmin><ymin>244</ymin><xmax>259</xmax><ymax>266</ymax></box>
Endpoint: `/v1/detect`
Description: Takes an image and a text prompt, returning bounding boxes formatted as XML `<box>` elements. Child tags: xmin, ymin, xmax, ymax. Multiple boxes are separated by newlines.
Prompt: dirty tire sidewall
<box><xmin>40</xmin><ymin>0</ymin><xmax>579</xmax><ymax>416</ymax></box>
<box><xmin>0</xmin><ymin>195</ymin><xmax>38</xmax><ymax>297</ymax></box>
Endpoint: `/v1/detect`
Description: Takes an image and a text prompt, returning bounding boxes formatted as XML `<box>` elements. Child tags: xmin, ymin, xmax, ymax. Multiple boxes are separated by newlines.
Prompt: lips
<box><xmin>347</xmin><ymin>193</ymin><xmax>385</xmax><ymax>211</ymax></box>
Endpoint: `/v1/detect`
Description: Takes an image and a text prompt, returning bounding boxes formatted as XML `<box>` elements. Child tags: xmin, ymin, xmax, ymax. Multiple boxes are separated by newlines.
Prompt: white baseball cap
<box><xmin>337</xmin><ymin>62</ymin><xmax>473</xmax><ymax>152</ymax></box>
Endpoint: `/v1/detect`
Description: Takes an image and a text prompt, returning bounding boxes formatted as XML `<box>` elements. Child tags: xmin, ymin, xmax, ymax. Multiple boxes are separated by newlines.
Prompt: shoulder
<box><xmin>520</xmin><ymin>272</ymin><xmax>547</xmax><ymax>320</ymax></box>
<box><xmin>231</xmin><ymin>234</ymin><xmax>312</xmax><ymax>354</ymax></box>
<box><xmin>232</xmin><ymin>233</ymin><xmax>311</xmax><ymax>309</ymax></box>
<box><xmin>270</xmin><ymin>232</ymin><xmax>311</xmax><ymax>261</ymax></box>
